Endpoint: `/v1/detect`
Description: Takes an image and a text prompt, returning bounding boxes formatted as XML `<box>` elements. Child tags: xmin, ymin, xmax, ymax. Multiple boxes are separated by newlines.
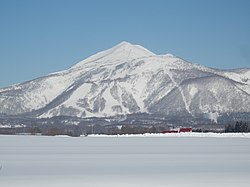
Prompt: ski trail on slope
<box><xmin>165</xmin><ymin>68</ymin><xmax>192</xmax><ymax>115</ymax></box>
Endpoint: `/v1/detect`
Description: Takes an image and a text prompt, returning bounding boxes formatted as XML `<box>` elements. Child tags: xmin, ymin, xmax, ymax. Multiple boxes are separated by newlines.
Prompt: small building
<box><xmin>179</xmin><ymin>127</ymin><xmax>192</xmax><ymax>133</ymax></box>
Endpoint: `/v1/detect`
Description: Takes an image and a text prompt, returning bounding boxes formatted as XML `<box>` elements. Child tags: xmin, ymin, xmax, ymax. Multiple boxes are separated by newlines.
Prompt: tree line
<box><xmin>225</xmin><ymin>121</ymin><xmax>249</xmax><ymax>133</ymax></box>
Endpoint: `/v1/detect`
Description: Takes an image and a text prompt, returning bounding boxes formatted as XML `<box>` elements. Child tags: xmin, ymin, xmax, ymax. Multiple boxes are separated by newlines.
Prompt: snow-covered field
<box><xmin>0</xmin><ymin>134</ymin><xmax>250</xmax><ymax>187</ymax></box>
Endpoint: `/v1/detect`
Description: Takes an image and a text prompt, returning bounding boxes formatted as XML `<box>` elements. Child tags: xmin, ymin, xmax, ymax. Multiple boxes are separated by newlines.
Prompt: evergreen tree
<box><xmin>235</xmin><ymin>121</ymin><xmax>240</xmax><ymax>132</ymax></box>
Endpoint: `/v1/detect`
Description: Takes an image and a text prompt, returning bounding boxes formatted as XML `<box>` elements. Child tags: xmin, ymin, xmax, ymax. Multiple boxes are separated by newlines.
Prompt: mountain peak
<box><xmin>110</xmin><ymin>41</ymin><xmax>155</xmax><ymax>56</ymax></box>
<box><xmin>115</xmin><ymin>41</ymin><xmax>133</xmax><ymax>47</ymax></box>
<box><xmin>110</xmin><ymin>41</ymin><xmax>136</xmax><ymax>52</ymax></box>
<box><xmin>72</xmin><ymin>41</ymin><xmax>155</xmax><ymax>69</ymax></box>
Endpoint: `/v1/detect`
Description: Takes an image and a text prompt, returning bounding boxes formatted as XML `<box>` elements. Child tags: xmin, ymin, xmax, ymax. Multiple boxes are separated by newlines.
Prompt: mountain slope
<box><xmin>0</xmin><ymin>42</ymin><xmax>250</xmax><ymax>118</ymax></box>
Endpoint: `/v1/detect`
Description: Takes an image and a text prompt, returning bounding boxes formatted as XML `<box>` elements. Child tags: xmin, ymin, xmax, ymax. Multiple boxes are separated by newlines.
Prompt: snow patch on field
<box><xmin>87</xmin><ymin>132</ymin><xmax>250</xmax><ymax>138</ymax></box>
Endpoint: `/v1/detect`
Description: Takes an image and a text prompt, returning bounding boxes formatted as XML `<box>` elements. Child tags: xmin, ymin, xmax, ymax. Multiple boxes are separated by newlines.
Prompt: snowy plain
<box><xmin>0</xmin><ymin>134</ymin><xmax>250</xmax><ymax>187</ymax></box>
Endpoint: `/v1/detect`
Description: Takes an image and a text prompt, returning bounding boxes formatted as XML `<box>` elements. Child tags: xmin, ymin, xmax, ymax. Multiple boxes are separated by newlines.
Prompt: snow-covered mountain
<box><xmin>0</xmin><ymin>41</ymin><xmax>250</xmax><ymax>119</ymax></box>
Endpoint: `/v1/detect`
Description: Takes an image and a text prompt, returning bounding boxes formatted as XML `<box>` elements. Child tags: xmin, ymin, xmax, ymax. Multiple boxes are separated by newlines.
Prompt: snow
<box><xmin>131</xmin><ymin>75</ymin><xmax>148</xmax><ymax>112</ymax></box>
<box><xmin>88</xmin><ymin>132</ymin><xmax>250</xmax><ymax>138</ymax></box>
<box><xmin>0</xmin><ymin>124</ymin><xmax>26</xmax><ymax>128</ymax></box>
<box><xmin>71</xmin><ymin>41</ymin><xmax>155</xmax><ymax>70</ymax></box>
<box><xmin>64</xmin><ymin>83</ymin><xmax>92</xmax><ymax>109</ymax></box>
<box><xmin>223</xmin><ymin>71</ymin><xmax>250</xmax><ymax>84</ymax></box>
<box><xmin>26</xmin><ymin>76</ymin><xmax>73</xmax><ymax>108</ymax></box>
<box><xmin>0</xmin><ymin>125</ymin><xmax>11</xmax><ymax>128</ymax></box>
<box><xmin>189</xmin><ymin>86</ymin><xmax>198</xmax><ymax>98</ymax></box>
<box><xmin>166</xmin><ymin>68</ymin><xmax>192</xmax><ymax>114</ymax></box>
<box><xmin>0</xmin><ymin>134</ymin><xmax>250</xmax><ymax>187</ymax></box>
<box><xmin>203</xmin><ymin>112</ymin><xmax>218</xmax><ymax>123</ymax></box>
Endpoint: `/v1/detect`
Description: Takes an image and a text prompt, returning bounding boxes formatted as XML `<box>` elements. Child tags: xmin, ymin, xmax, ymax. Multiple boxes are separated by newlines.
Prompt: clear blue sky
<box><xmin>0</xmin><ymin>0</ymin><xmax>250</xmax><ymax>88</ymax></box>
